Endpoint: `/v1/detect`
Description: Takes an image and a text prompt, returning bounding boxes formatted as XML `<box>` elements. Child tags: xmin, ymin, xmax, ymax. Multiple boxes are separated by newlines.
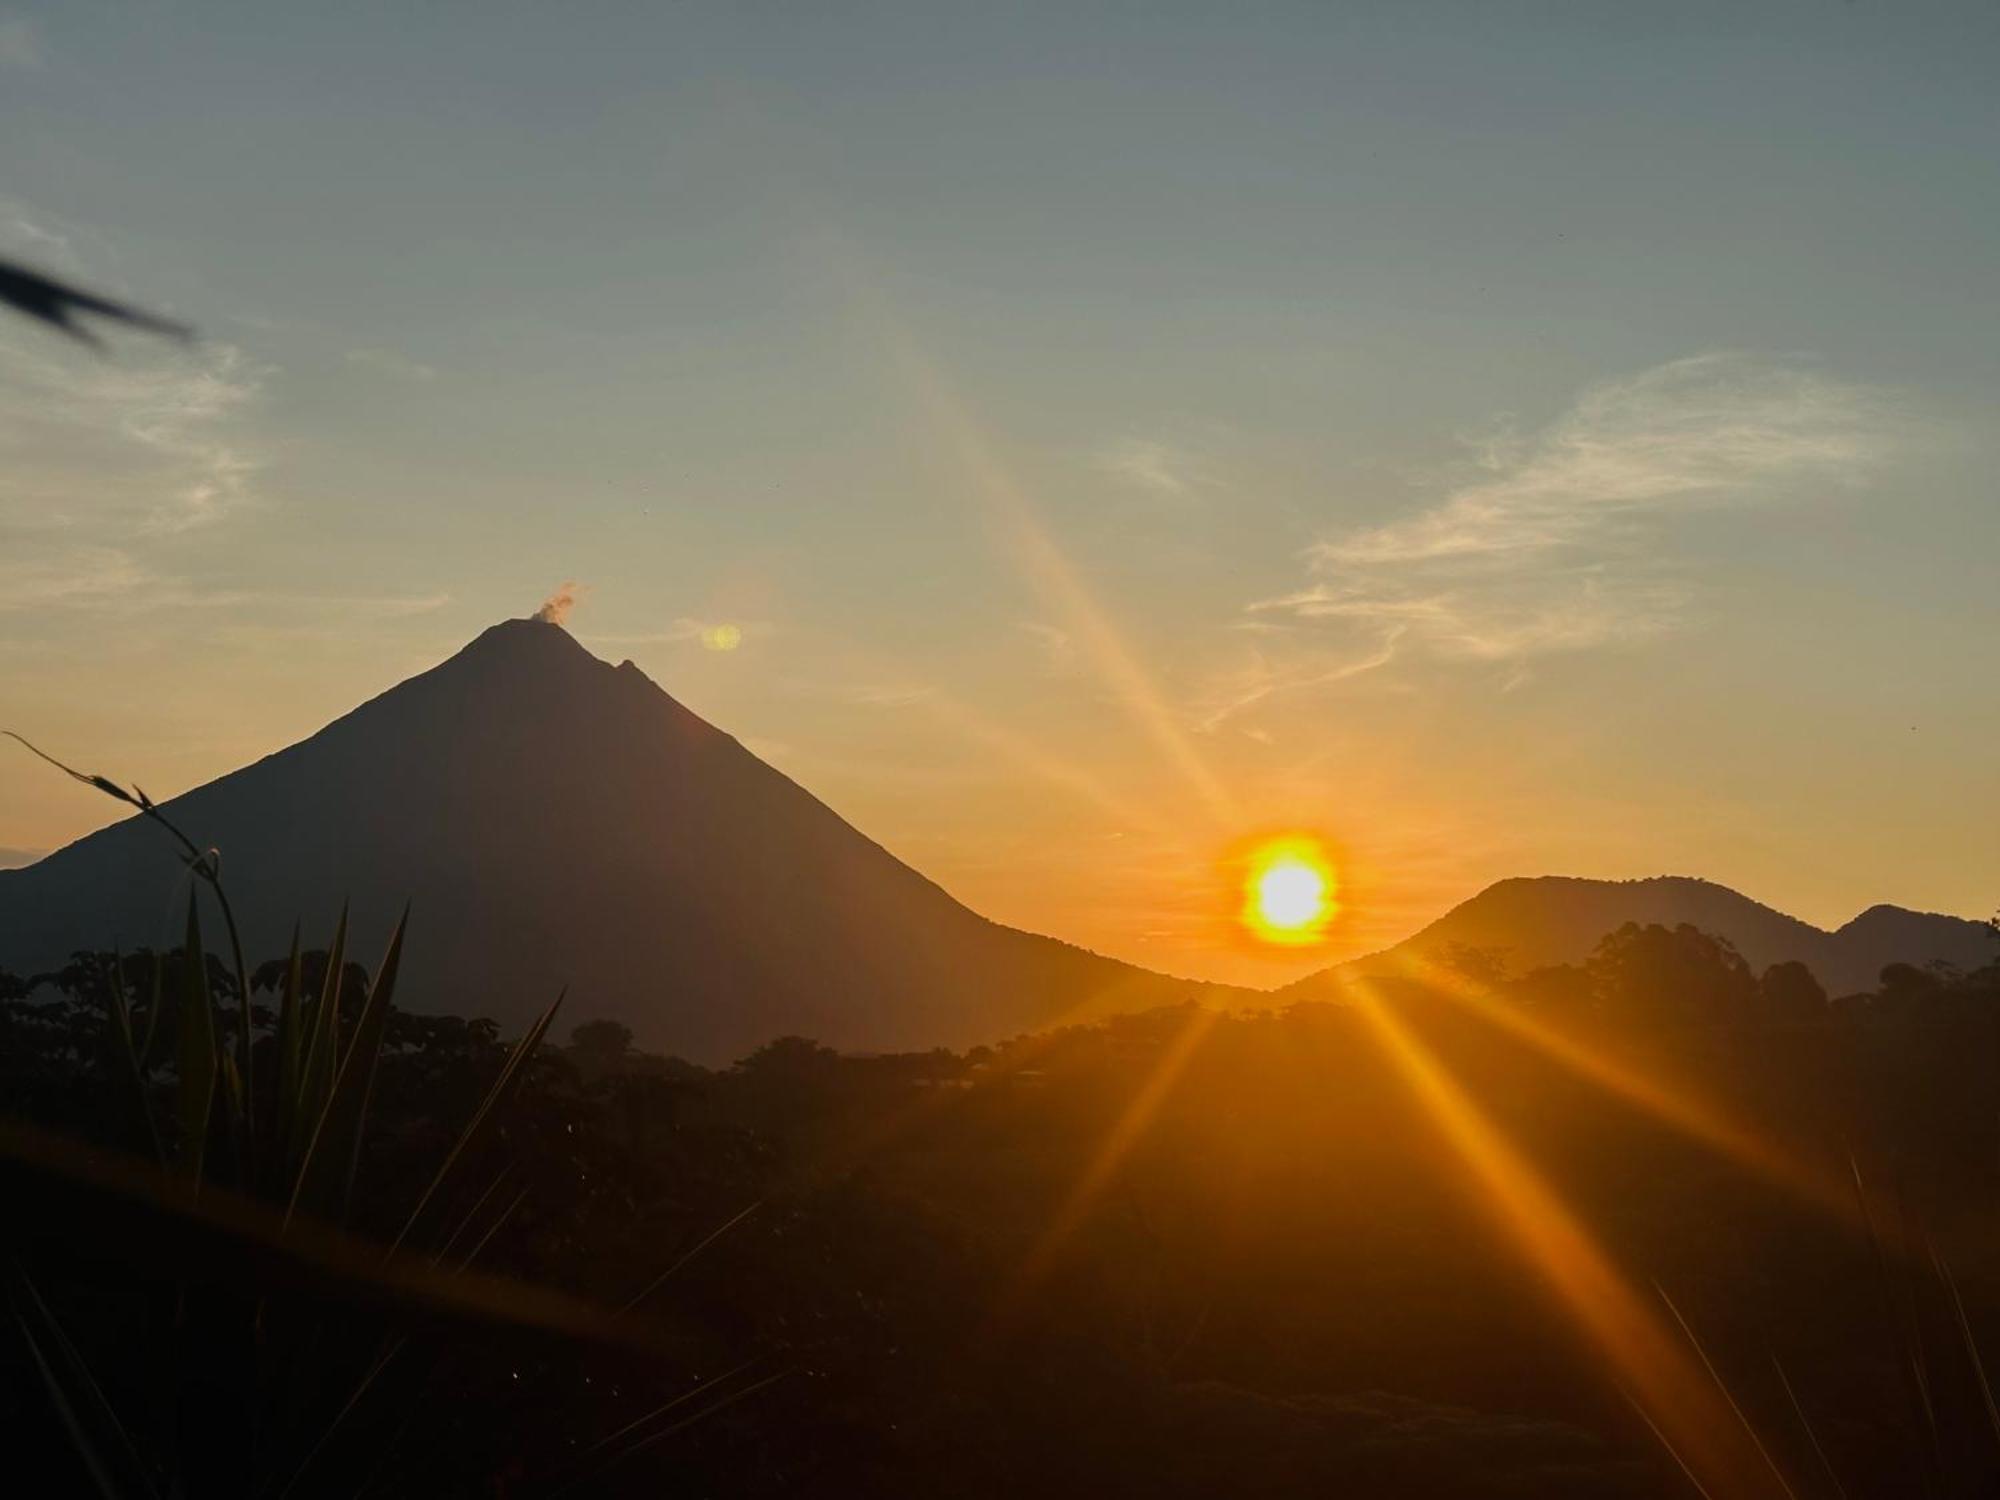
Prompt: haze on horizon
<box><xmin>2</xmin><ymin>2</ymin><xmax>1996</xmax><ymax>987</ymax></box>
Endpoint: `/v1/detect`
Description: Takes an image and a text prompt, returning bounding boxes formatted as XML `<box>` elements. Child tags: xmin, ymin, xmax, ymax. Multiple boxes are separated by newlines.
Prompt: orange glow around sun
<box><xmin>1239</xmin><ymin>834</ymin><xmax>1339</xmax><ymax>946</ymax></box>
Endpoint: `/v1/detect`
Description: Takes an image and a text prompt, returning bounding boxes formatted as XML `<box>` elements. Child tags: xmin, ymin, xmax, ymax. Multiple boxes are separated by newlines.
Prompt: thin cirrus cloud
<box><xmin>1093</xmin><ymin>437</ymin><xmax>1209</xmax><ymax>502</ymax></box>
<box><xmin>1218</xmin><ymin>353</ymin><xmax>1903</xmax><ymax>728</ymax></box>
<box><xmin>0</xmin><ymin>333</ymin><xmax>268</xmax><ymax>536</ymax></box>
<box><xmin>345</xmin><ymin>346</ymin><xmax>440</xmax><ymax>383</ymax></box>
<box><xmin>1</xmin><ymin>198</ymin><xmax>274</xmax><ymax>617</ymax></box>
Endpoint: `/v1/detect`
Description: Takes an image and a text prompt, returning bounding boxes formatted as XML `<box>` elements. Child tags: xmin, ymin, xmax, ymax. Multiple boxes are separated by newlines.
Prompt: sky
<box><xmin>1</xmin><ymin>1</ymin><xmax>1996</xmax><ymax>987</ymax></box>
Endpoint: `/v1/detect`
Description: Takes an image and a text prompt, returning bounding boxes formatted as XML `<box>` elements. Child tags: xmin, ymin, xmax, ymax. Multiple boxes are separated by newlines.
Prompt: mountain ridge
<box><xmin>5</xmin><ymin>623</ymin><xmax>1988</xmax><ymax>1050</ymax></box>
<box><xmin>0</xmin><ymin>617</ymin><xmax>1247</xmax><ymax>1060</ymax></box>
<box><xmin>1285</xmin><ymin>873</ymin><xmax>1993</xmax><ymax>999</ymax></box>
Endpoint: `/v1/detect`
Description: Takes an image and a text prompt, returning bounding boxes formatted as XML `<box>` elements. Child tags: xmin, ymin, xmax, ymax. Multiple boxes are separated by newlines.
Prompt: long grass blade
<box><xmin>1930</xmin><ymin>1243</ymin><xmax>2000</xmax><ymax>1453</ymax></box>
<box><xmin>580</xmin><ymin>1370</ymin><xmax>790</xmax><ymax>1483</ymax></box>
<box><xmin>1850</xmin><ymin>1156</ymin><xmax>1941</xmax><ymax>1487</ymax></box>
<box><xmin>270</xmin><ymin>1336</ymin><xmax>407</xmax><ymax>1500</ymax></box>
<box><xmin>175</xmin><ymin>894</ymin><xmax>217</xmax><ymax>1188</ymax></box>
<box><xmin>290</xmin><ymin>906</ymin><xmax>349</xmax><ymax>1188</ymax></box>
<box><xmin>427</xmin><ymin>1167</ymin><xmax>511</xmax><ymax>1269</ymax></box>
<box><xmin>1622</xmin><ymin>1385</ymin><xmax>1718</xmax><ymax>1500</ymax></box>
<box><xmin>388</xmin><ymin>988</ymin><xmax>564</xmax><ymax>1257</ymax></box>
<box><xmin>6</xmin><ymin>1261</ymin><xmax>162</xmax><ymax>1499</ymax></box>
<box><xmin>287</xmin><ymin>909</ymin><xmax>407</xmax><ymax>1229</ymax></box>
<box><xmin>550</xmin><ymin>1365</ymin><xmax>785</xmax><ymax>1496</ymax></box>
<box><xmin>1654</xmin><ymin>1283</ymin><xmax>1797</xmax><ymax>1500</ymax></box>
<box><xmin>1770</xmin><ymin>1351</ymin><xmax>1849</xmax><ymax>1500</ymax></box>
<box><xmin>274</xmin><ymin>923</ymin><xmax>303</xmax><ymax>1177</ymax></box>
<box><xmin>105</xmin><ymin>955</ymin><xmax>165</xmax><ymax>1171</ymax></box>
<box><xmin>447</xmin><ymin>1187</ymin><xmax>528</xmax><ymax>1276</ymax></box>
<box><xmin>620</xmin><ymin>1200</ymin><xmax>764</xmax><ymax>1315</ymax></box>
<box><xmin>138</xmin><ymin>953</ymin><xmax>163</xmax><ymax>1074</ymax></box>
<box><xmin>564</xmin><ymin>1358</ymin><xmax>759</xmax><ymax>1469</ymax></box>
<box><xmin>0</xmin><ymin>1124</ymin><xmax>664</xmax><ymax>1356</ymax></box>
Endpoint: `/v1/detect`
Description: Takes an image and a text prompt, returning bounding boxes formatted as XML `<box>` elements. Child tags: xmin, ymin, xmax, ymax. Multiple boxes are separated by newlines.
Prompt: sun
<box><xmin>1240</xmin><ymin>835</ymin><xmax>1338</xmax><ymax>946</ymax></box>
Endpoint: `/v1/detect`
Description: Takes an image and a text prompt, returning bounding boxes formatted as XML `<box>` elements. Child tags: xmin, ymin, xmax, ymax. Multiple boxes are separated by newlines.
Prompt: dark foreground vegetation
<box><xmin>5</xmin><ymin>908</ymin><xmax>2000</xmax><ymax>1497</ymax></box>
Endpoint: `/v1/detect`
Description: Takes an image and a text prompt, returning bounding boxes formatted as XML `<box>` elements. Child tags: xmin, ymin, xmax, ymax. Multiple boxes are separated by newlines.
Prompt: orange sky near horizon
<box><xmin>2</xmin><ymin>5</ymin><xmax>1996</xmax><ymax>988</ymax></box>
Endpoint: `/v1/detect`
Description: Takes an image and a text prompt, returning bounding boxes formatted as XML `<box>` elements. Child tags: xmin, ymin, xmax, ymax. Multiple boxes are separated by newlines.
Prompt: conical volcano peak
<box><xmin>417</xmin><ymin>615</ymin><xmax>613</xmax><ymax>704</ymax></box>
<box><xmin>0</xmin><ymin>617</ymin><xmax>1242</xmax><ymax>1059</ymax></box>
<box><xmin>460</xmin><ymin>614</ymin><xmax>594</xmax><ymax>664</ymax></box>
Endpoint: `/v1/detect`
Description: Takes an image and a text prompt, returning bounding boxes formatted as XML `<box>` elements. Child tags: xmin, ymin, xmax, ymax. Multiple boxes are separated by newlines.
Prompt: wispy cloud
<box><xmin>1</xmin><ymin>198</ymin><xmax>270</xmax><ymax>588</ymax></box>
<box><xmin>1223</xmin><ymin>353</ymin><xmax>1903</xmax><ymax>724</ymax></box>
<box><xmin>0</xmin><ymin>333</ymin><xmax>267</xmax><ymax>532</ymax></box>
<box><xmin>0</xmin><ymin>548</ymin><xmax>151</xmax><ymax>611</ymax></box>
<box><xmin>0</xmin><ymin>551</ymin><xmax>449</xmax><ymax>617</ymax></box>
<box><xmin>1192</xmin><ymin>630</ymin><xmax>1408</xmax><ymax>734</ymax></box>
<box><xmin>1094</xmin><ymin>437</ymin><xmax>1210</xmax><ymax>502</ymax></box>
<box><xmin>1317</xmin><ymin>353</ymin><xmax>1891</xmax><ymax>569</ymax></box>
<box><xmin>345</xmin><ymin>346</ymin><xmax>440</xmax><ymax>383</ymax></box>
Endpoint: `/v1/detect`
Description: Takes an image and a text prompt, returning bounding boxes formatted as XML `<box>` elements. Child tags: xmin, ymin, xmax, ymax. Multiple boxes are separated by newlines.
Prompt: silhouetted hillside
<box><xmin>1285</xmin><ymin>874</ymin><xmax>1992</xmax><ymax>998</ymax></box>
<box><xmin>0</xmin><ymin>618</ymin><xmax>1245</xmax><ymax>1059</ymax></box>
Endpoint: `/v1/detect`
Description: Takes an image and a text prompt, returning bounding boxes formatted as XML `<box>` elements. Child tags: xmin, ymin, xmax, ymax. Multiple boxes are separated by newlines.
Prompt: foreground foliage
<box><xmin>6</xmin><ymin>916</ymin><xmax>2000</xmax><ymax>1496</ymax></box>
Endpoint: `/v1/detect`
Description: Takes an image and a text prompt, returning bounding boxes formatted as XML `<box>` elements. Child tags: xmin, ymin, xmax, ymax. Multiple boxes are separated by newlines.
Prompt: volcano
<box><xmin>0</xmin><ymin>618</ymin><xmax>1244</xmax><ymax>1060</ymax></box>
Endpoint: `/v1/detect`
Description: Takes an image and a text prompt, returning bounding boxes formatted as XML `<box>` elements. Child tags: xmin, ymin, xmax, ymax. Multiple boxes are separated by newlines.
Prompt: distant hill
<box><xmin>1281</xmin><ymin>875</ymin><xmax>1994</xmax><ymax>1000</ymax></box>
<box><xmin>0</xmin><ymin>618</ymin><xmax>1247</xmax><ymax>1061</ymax></box>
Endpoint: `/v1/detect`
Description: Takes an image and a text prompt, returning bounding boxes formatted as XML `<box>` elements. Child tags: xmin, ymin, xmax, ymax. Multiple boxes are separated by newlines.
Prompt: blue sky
<box><xmin>2</xmin><ymin>2</ymin><xmax>1996</xmax><ymax>981</ymax></box>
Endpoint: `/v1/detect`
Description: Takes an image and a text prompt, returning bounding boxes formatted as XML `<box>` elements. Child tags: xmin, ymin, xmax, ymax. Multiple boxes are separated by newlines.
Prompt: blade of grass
<box><xmin>1929</xmin><ymin>1242</ymin><xmax>2000</xmax><ymax>1453</ymax></box>
<box><xmin>106</xmin><ymin>954</ymin><xmax>165</xmax><ymax>1171</ymax></box>
<box><xmin>620</xmin><ymin>1200</ymin><xmax>765</xmax><ymax>1315</ymax></box>
<box><xmin>6</xmin><ymin>1261</ymin><xmax>162</xmax><ymax>1500</ymax></box>
<box><xmin>287</xmin><ymin>909</ymin><xmax>407</xmax><ymax>1229</ymax></box>
<box><xmin>580</xmin><ymin>1370</ymin><xmax>791</xmax><ymax>1483</ymax></box>
<box><xmin>1654</xmin><ymin>1283</ymin><xmax>1798</xmax><ymax>1500</ymax></box>
<box><xmin>562</xmin><ymin>1358</ymin><xmax>759</xmax><ymax>1469</ymax></box>
<box><xmin>1769</xmin><ymin>1352</ymin><xmax>1849</xmax><ymax>1500</ymax></box>
<box><xmin>1850</xmin><ymin>1156</ymin><xmax>1940</xmax><ymax>1492</ymax></box>
<box><xmin>1622</xmin><ymin>1385</ymin><xmax>1719</xmax><ymax>1500</ymax></box>
<box><xmin>175</xmin><ymin>894</ymin><xmax>217</xmax><ymax>1189</ymax></box>
<box><xmin>290</xmin><ymin>907</ymin><xmax>349</xmax><ymax>1189</ymax></box>
<box><xmin>138</xmin><ymin>953</ymin><xmax>163</xmax><ymax>1074</ymax></box>
<box><xmin>274</xmin><ymin>924</ymin><xmax>302</xmax><ymax>1183</ymax></box>
<box><xmin>427</xmin><ymin>1167</ymin><xmax>511</xmax><ymax>1269</ymax></box>
<box><xmin>388</xmin><ymin>988</ymin><xmax>564</xmax><ymax>1258</ymax></box>
<box><xmin>446</xmin><ymin>1187</ymin><xmax>528</xmax><ymax>1276</ymax></box>
<box><xmin>269</xmin><ymin>1336</ymin><xmax>407</xmax><ymax>1500</ymax></box>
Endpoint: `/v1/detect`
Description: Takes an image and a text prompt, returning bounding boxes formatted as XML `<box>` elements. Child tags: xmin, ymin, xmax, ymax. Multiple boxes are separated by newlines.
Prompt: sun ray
<box><xmin>1349</xmin><ymin>982</ymin><xmax>1796</xmax><ymax>1500</ymax></box>
<box><xmin>987</xmin><ymin>1003</ymin><xmax>1222</xmax><ymax>1331</ymax></box>
<box><xmin>843</xmin><ymin>273</ymin><xmax>1240</xmax><ymax>832</ymax></box>
<box><xmin>1384</xmin><ymin>954</ymin><xmax>1857</xmax><ymax>1223</ymax></box>
<box><xmin>913</xmin><ymin>689</ymin><xmax>1195</xmax><ymax>855</ymax></box>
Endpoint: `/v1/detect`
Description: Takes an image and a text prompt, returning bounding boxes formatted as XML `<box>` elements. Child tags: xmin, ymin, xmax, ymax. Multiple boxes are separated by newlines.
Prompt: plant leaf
<box><xmin>105</xmin><ymin>955</ymin><xmax>164</xmax><ymax>1171</ymax></box>
<box><xmin>390</xmin><ymin>987</ymin><xmax>564</xmax><ymax>1258</ymax></box>
<box><xmin>288</xmin><ymin>908</ymin><xmax>407</xmax><ymax>1229</ymax></box>
<box><xmin>137</xmin><ymin>954</ymin><xmax>162</xmax><ymax>1074</ymax></box>
<box><xmin>290</xmin><ymin>905</ymin><xmax>349</xmax><ymax>1188</ymax></box>
<box><xmin>274</xmin><ymin>923</ymin><xmax>303</xmax><ymax>1175</ymax></box>
<box><xmin>6</xmin><ymin>1261</ymin><xmax>162</xmax><ymax>1499</ymax></box>
<box><xmin>2</xmin><ymin>731</ymin><xmax>139</xmax><ymax>807</ymax></box>
<box><xmin>175</xmin><ymin>894</ymin><xmax>217</xmax><ymax>1188</ymax></box>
